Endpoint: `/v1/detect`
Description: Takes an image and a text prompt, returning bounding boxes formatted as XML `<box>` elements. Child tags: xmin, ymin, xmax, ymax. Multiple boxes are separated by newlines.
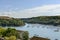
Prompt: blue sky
<box><xmin>0</xmin><ymin>0</ymin><xmax>60</xmax><ymax>18</ymax></box>
<box><xmin>0</xmin><ymin>0</ymin><xmax>60</xmax><ymax>11</ymax></box>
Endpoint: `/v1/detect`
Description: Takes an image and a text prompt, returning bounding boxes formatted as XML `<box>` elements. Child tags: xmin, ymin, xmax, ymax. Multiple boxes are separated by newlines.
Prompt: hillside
<box><xmin>21</xmin><ymin>16</ymin><xmax>60</xmax><ymax>26</ymax></box>
<box><xmin>0</xmin><ymin>16</ymin><xmax>25</xmax><ymax>26</ymax></box>
<box><xmin>0</xmin><ymin>27</ymin><xmax>29</xmax><ymax>40</ymax></box>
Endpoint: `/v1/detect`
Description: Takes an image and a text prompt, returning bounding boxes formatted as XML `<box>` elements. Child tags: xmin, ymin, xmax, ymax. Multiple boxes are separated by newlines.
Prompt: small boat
<box><xmin>27</xmin><ymin>25</ymin><xmax>30</xmax><ymax>27</ymax></box>
<box><xmin>55</xmin><ymin>39</ymin><xmax>58</xmax><ymax>40</ymax></box>
<box><xmin>54</xmin><ymin>29</ymin><xmax>59</xmax><ymax>32</ymax></box>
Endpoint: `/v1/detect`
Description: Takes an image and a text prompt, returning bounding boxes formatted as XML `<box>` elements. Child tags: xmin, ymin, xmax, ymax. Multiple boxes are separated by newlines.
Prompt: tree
<box><xmin>5</xmin><ymin>36</ymin><xmax>16</xmax><ymax>40</ymax></box>
<box><xmin>22</xmin><ymin>31</ymin><xmax>29</xmax><ymax>40</ymax></box>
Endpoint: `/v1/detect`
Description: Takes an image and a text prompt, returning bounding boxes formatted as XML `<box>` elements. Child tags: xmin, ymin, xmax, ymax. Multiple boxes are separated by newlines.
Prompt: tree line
<box><xmin>0</xmin><ymin>16</ymin><xmax>25</xmax><ymax>26</ymax></box>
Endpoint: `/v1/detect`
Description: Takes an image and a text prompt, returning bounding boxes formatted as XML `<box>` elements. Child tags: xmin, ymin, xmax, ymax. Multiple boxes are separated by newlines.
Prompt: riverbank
<box><xmin>30</xmin><ymin>36</ymin><xmax>50</xmax><ymax>40</ymax></box>
<box><xmin>21</xmin><ymin>16</ymin><xmax>60</xmax><ymax>26</ymax></box>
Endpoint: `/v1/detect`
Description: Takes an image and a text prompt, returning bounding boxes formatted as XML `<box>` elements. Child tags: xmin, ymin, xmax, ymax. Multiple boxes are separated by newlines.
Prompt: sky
<box><xmin>0</xmin><ymin>0</ymin><xmax>60</xmax><ymax>18</ymax></box>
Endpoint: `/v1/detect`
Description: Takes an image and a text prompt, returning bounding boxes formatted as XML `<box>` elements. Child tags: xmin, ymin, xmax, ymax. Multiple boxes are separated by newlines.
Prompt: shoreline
<box><xmin>25</xmin><ymin>22</ymin><xmax>60</xmax><ymax>26</ymax></box>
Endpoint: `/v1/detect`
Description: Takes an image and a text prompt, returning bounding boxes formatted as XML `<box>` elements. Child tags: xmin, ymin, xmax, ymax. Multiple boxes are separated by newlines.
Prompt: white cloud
<box><xmin>1</xmin><ymin>4</ymin><xmax>60</xmax><ymax>18</ymax></box>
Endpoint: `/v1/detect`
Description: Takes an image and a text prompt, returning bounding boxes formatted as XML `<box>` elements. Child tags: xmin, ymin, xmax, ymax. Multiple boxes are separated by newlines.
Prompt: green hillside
<box><xmin>0</xmin><ymin>16</ymin><xmax>25</xmax><ymax>26</ymax></box>
<box><xmin>21</xmin><ymin>16</ymin><xmax>60</xmax><ymax>26</ymax></box>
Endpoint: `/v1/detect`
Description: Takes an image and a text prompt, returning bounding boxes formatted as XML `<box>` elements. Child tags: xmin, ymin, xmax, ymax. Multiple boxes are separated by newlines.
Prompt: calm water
<box><xmin>6</xmin><ymin>23</ymin><xmax>60</xmax><ymax>40</ymax></box>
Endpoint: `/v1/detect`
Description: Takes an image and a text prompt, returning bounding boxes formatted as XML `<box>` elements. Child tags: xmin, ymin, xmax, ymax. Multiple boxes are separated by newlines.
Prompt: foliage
<box><xmin>0</xmin><ymin>27</ymin><xmax>29</xmax><ymax>40</ymax></box>
<box><xmin>22</xmin><ymin>31</ymin><xmax>29</xmax><ymax>40</ymax></box>
<box><xmin>22</xmin><ymin>16</ymin><xmax>60</xmax><ymax>26</ymax></box>
<box><xmin>0</xmin><ymin>16</ymin><xmax>25</xmax><ymax>26</ymax></box>
<box><xmin>5</xmin><ymin>36</ymin><xmax>16</xmax><ymax>40</ymax></box>
<box><xmin>0</xmin><ymin>28</ymin><xmax>20</xmax><ymax>38</ymax></box>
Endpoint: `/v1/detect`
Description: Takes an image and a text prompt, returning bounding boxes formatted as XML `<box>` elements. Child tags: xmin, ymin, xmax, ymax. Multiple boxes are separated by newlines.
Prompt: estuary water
<box><xmin>6</xmin><ymin>23</ymin><xmax>60</xmax><ymax>40</ymax></box>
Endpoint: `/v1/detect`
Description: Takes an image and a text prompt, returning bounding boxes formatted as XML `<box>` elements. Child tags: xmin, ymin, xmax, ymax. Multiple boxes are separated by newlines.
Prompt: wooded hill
<box><xmin>21</xmin><ymin>16</ymin><xmax>60</xmax><ymax>26</ymax></box>
<box><xmin>0</xmin><ymin>16</ymin><xmax>25</xmax><ymax>26</ymax></box>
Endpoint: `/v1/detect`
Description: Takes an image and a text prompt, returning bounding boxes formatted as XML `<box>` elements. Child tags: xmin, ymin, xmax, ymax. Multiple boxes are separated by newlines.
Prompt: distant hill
<box><xmin>21</xmin><ymin>16</ymin><xmax>60</xmax><ymax>26</ymax></box>
<box><xmin>0</xmin><ymin>16</ymin><xmax>25</xmax><ymax>26</ymax></box>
